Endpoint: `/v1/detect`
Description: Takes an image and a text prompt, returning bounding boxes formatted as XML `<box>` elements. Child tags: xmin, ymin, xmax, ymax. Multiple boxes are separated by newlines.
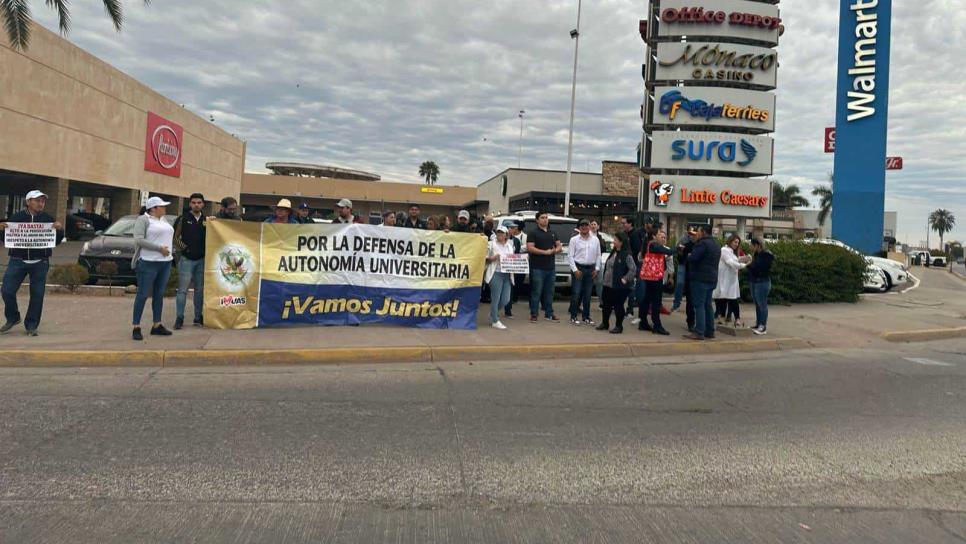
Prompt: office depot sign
<box><xmin>144</xmin><ymin>112</ymin><xmax>183</xmax><ymax>178</ymax></box>
<box><xmin>648</xmin><ymin>176</ymin><xmax>772</xmax><ymax>218</ymax></box>
<box><xmin>657</xmin><ymin>0</ymin><xmax>781</xmax><ymax>46</ymax></box>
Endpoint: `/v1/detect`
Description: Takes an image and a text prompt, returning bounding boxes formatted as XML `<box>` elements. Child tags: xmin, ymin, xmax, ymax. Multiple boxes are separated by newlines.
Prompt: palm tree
<box><xmin>812</xmin><ymin>185</ymin><xmax>833</xmax><ymax>226</ymax></box>
<box><xmin>418</xmin><ymin>161</ymin><xmax>440</xmax><ymax>186</ymax></box>
<box><xmin>771</xmin><ymin>182</ymin><xmax>810</xmax><ymax>210</ymax></box>
<box><xmin>1</xmin><ymin>0</ymin><xmax>149</xmax><ymax>51</ymax></box>
<box><xmin>928</xmin><ymin>209</ymin><xmax>956</xmax><ymax>251</ymax></box>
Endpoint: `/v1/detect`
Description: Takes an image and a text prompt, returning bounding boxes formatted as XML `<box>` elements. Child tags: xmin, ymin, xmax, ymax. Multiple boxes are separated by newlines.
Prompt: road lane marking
<box><xmin>899</xmin><ymin>273</ymin><xmax>920</xmax><ymax>294</ymax></box>
<box><xmin>903</xmin><ymin>357</ymin><xmax>954</xmax><ymax>367</ymax></box>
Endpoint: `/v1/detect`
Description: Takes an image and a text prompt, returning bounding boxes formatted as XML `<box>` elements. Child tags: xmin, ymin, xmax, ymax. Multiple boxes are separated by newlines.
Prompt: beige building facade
<box><xmin>0</xmin><ymin>24</ymin><xmax>245</xmax><ymax>226</ymax></box>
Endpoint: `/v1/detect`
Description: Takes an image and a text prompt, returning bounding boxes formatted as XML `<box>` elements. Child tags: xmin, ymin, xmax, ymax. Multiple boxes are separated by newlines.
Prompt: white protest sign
<box><xmin>4</xmin><ymin>223</ymin><xmax>57</xmax><ymax>249</ymax></box>
<box><xmin>499</xmin><ymin>253</ymin><xmax>530</xmax><ymax>274</ymax></box>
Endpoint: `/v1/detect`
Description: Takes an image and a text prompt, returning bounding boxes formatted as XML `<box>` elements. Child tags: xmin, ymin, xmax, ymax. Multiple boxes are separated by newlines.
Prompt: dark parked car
<box><xmin>78</xmin><ymin>214</ymin><xmax>177</xmax><ymax>284</ymax></box>
<box><xmin>65</xmin><ymin>213</ymin><xmax>97</xmax><ymax>241</ymax></box>
<box><xmin>73</xmin><ymin>211</ymin><xmax>112</xmax><ymax>232</ymax></box>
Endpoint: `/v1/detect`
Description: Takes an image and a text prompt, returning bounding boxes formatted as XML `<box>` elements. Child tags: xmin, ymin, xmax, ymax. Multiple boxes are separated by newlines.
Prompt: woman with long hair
<box><xmin>595</xmin><ymin>231</ymin><xmax>637</xmax><ymax>333</ymax></box>
<box><xmin>713</xmin><ymin>234</ymin><xmax>751</xmax><ymax>328</ymax></box>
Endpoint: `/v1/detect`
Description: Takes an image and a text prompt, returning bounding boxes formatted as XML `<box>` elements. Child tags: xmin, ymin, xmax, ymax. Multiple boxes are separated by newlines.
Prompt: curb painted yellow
<box><xmin>882</xmin><ymin>327</ymin><xmax>966</xmax><ymax>343</ymax></box>
<box><xmin>0</xmin><ymin>337</ymin><xmax>808</xmax><ymax>368</ymax></box>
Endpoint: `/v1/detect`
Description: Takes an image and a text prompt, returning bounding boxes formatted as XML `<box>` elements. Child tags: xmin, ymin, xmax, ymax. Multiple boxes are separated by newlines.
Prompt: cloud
<box><xmin>31</xmin><ymin>0</ymin><xmax>966</xmax><ymax>245</ymax></box>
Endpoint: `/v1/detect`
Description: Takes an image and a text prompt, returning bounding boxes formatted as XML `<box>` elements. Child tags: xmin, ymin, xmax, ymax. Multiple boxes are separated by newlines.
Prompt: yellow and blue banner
<box><xmin>204</xmin><ymin>221</ymin><xmax>486</xmax><ymax>330</ymax></box>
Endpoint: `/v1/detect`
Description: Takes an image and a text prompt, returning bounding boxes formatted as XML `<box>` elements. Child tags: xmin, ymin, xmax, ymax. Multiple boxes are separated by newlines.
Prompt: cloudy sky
<box><xmin>33</xmin><ymin>0</ymin><xmax>966</xmax><ymax>245</ymax></box>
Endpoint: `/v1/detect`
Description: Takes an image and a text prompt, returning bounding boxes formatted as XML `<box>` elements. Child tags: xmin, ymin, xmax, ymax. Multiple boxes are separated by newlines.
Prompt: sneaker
<box><xmin>0</xmin><ymin>319</ymin><xmax>20</xmax><ymax>333</ymax></box>
<box><xmin>174</xmin><ymin>317</ymin><xmax>184</xmax><ymax>330</ymax></box>
<box><xmin>548</xmin><ymin>316</ymin><xmax>560</xmax><ymax>323</ymax></box>
<box><xmin>150</xmin><ymin>325</ymin><xmax>173</xmax><ymax>336</ymax></box>
<box><xmin>492</xmin><ymin>321</ymin><xmax>507</xmax><ymax>330</ymax></box>
<box><xmin>505</xmin><ymin>309</ymin><xmax>513</xmax><ymax>318</ymax></box>
<box><xmin>132</xmin><ymin>327</ymin><xmax>144</xmax><ymax>341</ymax></box>
<box><xmin>631</xmin><ymin>317</ymin><xmax>641</xmax><ymax>325</ymax></box>
<box><xmin>194</xmin><ymin>317</ymin><xmax>204</xmax><ymax>327</ymax></box>
<box><xmin>753</xmin><ymin>326</ymin><xmax>767</xmax><ymax>336</ymax></box>
<box><xmin>583</xmin><ymin>319</ymin><xmax>595</xmax><ymax>326</ymax></box>
<box><xmin>530</xmin><ymin>315</ymin><xmax>538</xmax><ymax>323</ymax></box>
<box><xmin>25</xmin><ymin>329</ymin><xmax>38</xmax><ymax>337</ymax></box>
<box><xmin>570</xmin><ymin>318</ymin><xmax>581</xmax><ymax>326</ymax></box>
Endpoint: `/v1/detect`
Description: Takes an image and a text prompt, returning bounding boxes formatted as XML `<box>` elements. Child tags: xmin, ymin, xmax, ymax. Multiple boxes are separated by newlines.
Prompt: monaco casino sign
<box><xmin>144</xmin><ymin>112</ymin><xmax>184</xmax><ymax>178</ymax></box>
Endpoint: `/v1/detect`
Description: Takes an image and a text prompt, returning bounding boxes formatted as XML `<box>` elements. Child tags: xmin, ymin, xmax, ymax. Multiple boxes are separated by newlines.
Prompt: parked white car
<box><xmin>864</xmin><ymin>265</ymin><xmax>890</xmax><ymax>292</ymax></box>
<box><xmin>809</xmin><ymin>238</ymin><xmax>909</xmax><ymax>289</ymax></box>
<box><xmin>930</xmin><ymin>254</ymin><xmax>948</xmax><ymax>267</ymax></box>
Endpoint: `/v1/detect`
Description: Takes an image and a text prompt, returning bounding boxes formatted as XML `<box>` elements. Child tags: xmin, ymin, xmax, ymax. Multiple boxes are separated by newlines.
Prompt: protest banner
<box><xmin>3</xmin><ymin>223</ymin><xmax>57</xmax><ymax>249</ymax></box>
<box><xmin>204</xmin><ymin>221</ymin><xmax>487</xmax><ymax>330</ymax></box>
<box><xmin>499</xmin><ymin>253</ymin><xmax>530</xmax><ymax>274</ymax></box>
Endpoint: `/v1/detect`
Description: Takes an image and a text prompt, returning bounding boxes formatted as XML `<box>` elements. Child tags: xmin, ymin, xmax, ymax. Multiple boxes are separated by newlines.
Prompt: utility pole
<box><xmin>563</xmin><ymin>0</ymin><xmax>582</xmax><ymax>217</ymax></box>
<box><xmin>518</xmin><ymin>110</ymin><xmax>525</xmax><ymax>168</ymax></box>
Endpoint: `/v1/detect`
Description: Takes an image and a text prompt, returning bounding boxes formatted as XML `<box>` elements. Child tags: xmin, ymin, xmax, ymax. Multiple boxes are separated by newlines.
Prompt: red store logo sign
<box><xmin>144</xmin><ymin>112</ymin><xmax>183</xmax><ymax>178</ymax></box>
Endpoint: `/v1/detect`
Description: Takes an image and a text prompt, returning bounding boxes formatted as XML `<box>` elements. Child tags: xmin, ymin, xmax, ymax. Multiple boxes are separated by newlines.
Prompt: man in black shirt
<box><xmin>173</xmin><ymin>193</ymin><xmax>208</xmax><ymax>329</ymax></box>
<box><xmin>526</xmin><ymin>211</ymin><xmax>562</xmax><ymax>322</ymax></box>
<box><xmin>401</xmin><ymin>205</ymin><xmax>426</xmax><ymax>229</ymax></box>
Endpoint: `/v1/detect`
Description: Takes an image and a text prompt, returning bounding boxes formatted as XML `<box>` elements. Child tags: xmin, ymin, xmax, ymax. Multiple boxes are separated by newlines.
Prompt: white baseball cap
<box><xmin>336</xmin><ymin>198</ymin><xmax>353</xmax><ymax>208</ymax></box>
<box><xmin>145</xmin><ymin>196</ymin><xmax>171</xmax><ymax>210</ymax></box>
<box><xmin>496</xmin><ymin>225</ymin><xmax>509</xmax><ymax>234</ymax></box>
<box><xmin>457</xmin><ymin>210</ymin><xmax>470</xmax><ymax>220</ymax></box>
<box><xmin>25</xmin><ymin>190</ymin><xmax>47</xmax><ymax>200</ymax></box>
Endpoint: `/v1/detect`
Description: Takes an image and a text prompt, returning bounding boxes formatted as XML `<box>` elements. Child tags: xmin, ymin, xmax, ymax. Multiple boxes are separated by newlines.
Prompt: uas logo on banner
<box><xmin>204</xmin><ymin>220</ymin><xmax>487</xmax><ymax>330</ymax></box>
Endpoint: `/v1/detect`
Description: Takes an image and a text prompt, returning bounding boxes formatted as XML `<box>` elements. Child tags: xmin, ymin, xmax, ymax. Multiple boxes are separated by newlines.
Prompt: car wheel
<box><xmin>882</xmin><ymin>271</ymin><xmax>893</xmax><ymax>290</ymax></box>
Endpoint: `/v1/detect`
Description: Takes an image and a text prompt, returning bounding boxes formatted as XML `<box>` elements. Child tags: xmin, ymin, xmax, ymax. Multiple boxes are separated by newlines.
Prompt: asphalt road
<box><xmin>3</xmin><ymin>342</ymin><xmax>966</xmax><ymax>543</ymax></box>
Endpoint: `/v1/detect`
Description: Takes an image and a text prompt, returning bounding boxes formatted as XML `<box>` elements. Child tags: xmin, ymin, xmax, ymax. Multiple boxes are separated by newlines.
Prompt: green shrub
<box><xmin>951</xmin><ymin>246</ymin><xmax>964</xmax><ymax>261</ymax></box>
<box><xmin>49</xmin><ymin>264</ymin><xmax>90</xmax><ymax>293</ymax></box>
<box><xmin>739</xmin><ymin>241</ymin><xmax>867</xmax><ymax>305</ymax></box>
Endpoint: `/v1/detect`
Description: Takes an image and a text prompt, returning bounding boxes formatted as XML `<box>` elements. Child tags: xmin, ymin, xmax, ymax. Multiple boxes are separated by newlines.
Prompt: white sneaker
<box><xmin>492</xmin><ymin>321</ymin><xmax>507</xmax><ymax>330</ymax></box>
<box><xmin>752</xmin><ymin>326</ymin><xmax>767</xmax><ymax>335</ymax></box>
<box><xmin>631</xmin><ymin>318</ymin><xmax>641</xmax><ymax>325</ymax></box>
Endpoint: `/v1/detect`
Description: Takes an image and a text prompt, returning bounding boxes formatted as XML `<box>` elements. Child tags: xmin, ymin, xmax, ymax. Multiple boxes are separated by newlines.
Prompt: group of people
<box><xmin>1</xmin><ymin>189</ymin><xmax>773</xmax><ymax>341</ymax></box>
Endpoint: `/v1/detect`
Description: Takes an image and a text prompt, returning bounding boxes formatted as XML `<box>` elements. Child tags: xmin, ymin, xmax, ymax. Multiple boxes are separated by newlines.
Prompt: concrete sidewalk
<box><xmin>0</xmin><ymin>267</ymin><xmax>962</xmax><ymax>366</ymax></box>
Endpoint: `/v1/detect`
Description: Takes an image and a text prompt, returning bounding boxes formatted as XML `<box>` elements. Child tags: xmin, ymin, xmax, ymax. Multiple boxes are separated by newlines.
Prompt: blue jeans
<box><xmin>569</xmin><ymin>264</ymin><xmax>595</xmax><ymax>321</ymax></box>
<box><xmin>489</xmin><ymin>272</ymin><xmax>512</xmax><ymax>324</ymax></box>
<box><xmin>133</xmin><ymin>260</ymin><xmax>172</xmax><ymax>326</ymax></box>
<box><xmin>691</xmin><ymin>280</ymin><xmax>717</xmax><ymax>338</ymax></box>
<box><xmin>1</xmin><ymin>258</ymin><xmax>49</xmax><ymax>331</ymax></box>
<box><xmin>529</xmin><ymin>268</ymin><xmax>556</xmax><ymax>318</ymax></box>
<box><xmin>751</xmin><ymin>280</ymin><xmax>771</xmax><ymax>328</ymax></box>
<box><xmin>672</xmin><ymin>265</ymin><xmax>687</xmax><ymax>309</ymax></box>
<box><xmin>176</xmin><ymin>257</ymin><xmax>205</xmax><ymax>321</ymax></box>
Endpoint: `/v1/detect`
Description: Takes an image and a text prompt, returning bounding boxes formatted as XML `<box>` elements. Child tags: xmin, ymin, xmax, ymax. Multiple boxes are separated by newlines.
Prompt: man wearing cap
<box><xmin>567</xmin><ymin>219</ymin><xmax>602</xmax><ymax>326</ymax></box>
<box><xmin>503</xmin><ymin>221</ymin><xmax>526</xmax><ymax>318</ymax></box>
<box><xmin>295</xmin><ymin>203</ymin><xmax>313</xmax><ymax>224</ymax></box>
<box><xmin>453</xmin><ymin>210</ymin><xmax>472</xmax><ymax>233</ymax></box>
<box><xmin>264</xmin><ymin>199</ymin><xmax>298</xmax><ymax>224</ymax></box>
<box><xmin>402</xmin><ymin>205</ymin><xmax>426</xmax><ymax>229</ymax></box>
<box><xmin>0</xmin><ymin>190</ymin><xmax>65</xmax><ymax>335</ymax></box>
<box><xmin>335</xmin><ymin>198</ymin><xmax>361</xmax><ymax>224</ymax></box>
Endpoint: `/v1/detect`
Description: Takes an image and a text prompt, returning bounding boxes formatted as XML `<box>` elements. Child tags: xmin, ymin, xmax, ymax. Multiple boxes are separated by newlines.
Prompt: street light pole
<box><xmin>518</xmin><ymin>110</ymin><xmax>525</xmax><ymax>168</ymax></box>
<box><xmin>563</xmin><ymin>0</ymin><xmax>582</xmax><ymax>218</ymax></box>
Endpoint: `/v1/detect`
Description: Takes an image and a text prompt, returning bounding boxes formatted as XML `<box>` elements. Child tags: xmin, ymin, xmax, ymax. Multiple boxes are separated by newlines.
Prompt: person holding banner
<box><xmin>131</xmin><ymin>197</ymin><xmax>176</xmax><ymax>341</ymax></box>
<box><xmin>485</xmin><ymin>226</ymin><xmax>515</xmax><ymax>330</ymax></box>
<box><xmin>264</xmin><ymin>199</ymin><xmax>298</xmax><ymax>224</ymax></box>
<box><xmin>503</xmin><ymin>221</ymin><xmax>526</xmax><ymax>318</ymax></box>
<box><xmin>0</xmin><ymin>190</ymin><xmax>64</xmax><ymax>335</ymax></box>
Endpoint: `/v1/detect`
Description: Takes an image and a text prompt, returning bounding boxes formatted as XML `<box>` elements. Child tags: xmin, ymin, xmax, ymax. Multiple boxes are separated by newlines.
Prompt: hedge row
<box><xmin>747</xmin><ymin>241</ymin><xmax>867</xmax><ymax>305</ymax></box>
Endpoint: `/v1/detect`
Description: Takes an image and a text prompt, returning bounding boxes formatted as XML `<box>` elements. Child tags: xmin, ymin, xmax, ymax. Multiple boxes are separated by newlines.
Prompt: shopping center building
<box><xmin>0</xmin><ymin>24</ymin><xmax>245</xmax><ymax>225</ymax></box>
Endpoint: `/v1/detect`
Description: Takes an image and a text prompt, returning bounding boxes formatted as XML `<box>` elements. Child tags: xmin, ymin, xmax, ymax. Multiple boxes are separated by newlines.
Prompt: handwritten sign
<box><xmin>4</xmin><ymin>223</ymin><xmax>57</xmax><ymax>249</ymax></box>
<box><xmin>499</xmin><ymin>253</ymin><xmax>530</xmax><ymax>274</ymax></box>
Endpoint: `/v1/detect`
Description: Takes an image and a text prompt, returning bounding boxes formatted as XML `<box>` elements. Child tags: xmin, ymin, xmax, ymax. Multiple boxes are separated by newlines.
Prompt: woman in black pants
<box><xmin>638</xmin><ymin>229</ymin><xmax>675</xmax><ymax>335</ymax></box>
<box><xmin>596</xmin><ymin>231</ymin><xmax>637</xmax><ymax>334</ymax></box>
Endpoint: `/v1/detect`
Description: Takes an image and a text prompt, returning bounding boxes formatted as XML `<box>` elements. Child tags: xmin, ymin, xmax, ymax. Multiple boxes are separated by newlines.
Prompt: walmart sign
<box><xmin>832</xmin><ymin>0</ymin><xmax>893</xmax><ymax>254</ymax></box>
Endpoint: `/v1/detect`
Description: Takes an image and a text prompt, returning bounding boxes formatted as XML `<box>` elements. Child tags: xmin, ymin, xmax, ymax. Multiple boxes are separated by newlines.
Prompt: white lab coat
<box><xmin>712</xmin><ymin>246</ymin><xmax>747</xmax><ymax>300</ymax></box>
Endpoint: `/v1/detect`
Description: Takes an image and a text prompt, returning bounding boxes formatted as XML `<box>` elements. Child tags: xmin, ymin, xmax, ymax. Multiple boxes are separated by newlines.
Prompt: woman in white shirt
<box><xmin>131</xmin><ymin>197</ymin><xmax>175</xmax><ymax>341</ymax></box>
<box><xmin>485</xmin><ymin>226</ymin><xmax>515</xmax><ymax>330</ymax></box>
<box><xmin>713</xmin><ymin>234</ymin><xmax>751</xmax><ymax>328</ymax></box>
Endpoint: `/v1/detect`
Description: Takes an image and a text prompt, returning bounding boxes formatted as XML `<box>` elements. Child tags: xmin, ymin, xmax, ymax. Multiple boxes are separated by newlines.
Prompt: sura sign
<box><xmin>656</xmin><ymin>0</ymin><xmax>782</xmax><ymax>46</ymax></box>
<box><xmin>652</xmin><ymin>87</ymin><xmax>776</xmax><ymax>132</ymax></box>
<box><xmin>650</xmin><ymin>131</ymin><xmax>774</xmax><ymax>177</ymax></box>
<box><xmin>654</xmin><ymin>42</ymin><xmax>778</xmax><ymax>88</ymax></box>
